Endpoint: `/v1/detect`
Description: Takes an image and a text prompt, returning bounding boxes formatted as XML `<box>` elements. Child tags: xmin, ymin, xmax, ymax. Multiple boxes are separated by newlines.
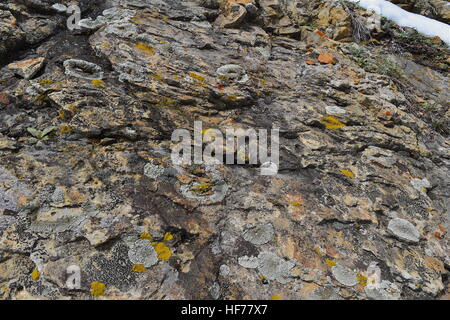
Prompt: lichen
<box><xmin>189</xmin><ymin>72</ymin><xmax>206</xmax><ymax>83</ymax></box>
<box><xmin>325</xmin><ymin>258</ymin><xmax>337</xmax><ymax>267</ymax></box>
<box><xmin>132</xmin><ymin>264</ymin><xmax>146</xmax><ymax>272</ymax></box>
<box><xmin>191</xmin><ymin>183</ymin><xmax>213</xmax><ymax>194</ymax></box>
<box><xmin>91</xmin><ymin>80</ymin><xmax>105</xmax><ymax>88</ymax></box>
<box><xmin>152</xmin><ymin>242</ymin><xmax>172</xmax><ymax>261</ymax></box>
<box><xmin>339</xmin><ymin>169</ymin><xmax>355</xmax><ymax>179</ymax></box>
<box><xmin>31</xmin><ymin>269</ymin><xmax>40</xmax><ymax>280</ymax></box>
<box><xmin>319</xmin><ymin>116</ymin><xmax>345</xmax><ymax>130</ymax></box>
<box><xmin>38</xmin><ymin>79</ymin><xmax>54</xmax><ymax>86</ymax></box>
<box><xmin>60</xmin><ymin>124</ymin><xmax>73</xmax><ymax>135</ymax></box>
<box><xmin>163</xmin><ymin>232</ymin><xmax>173</xmax><ymax>241</ymax></box>
<box><xmin>357</xmin><ymin>272</ymin><xmax>368</xmax><ymax>286</ymax></box>
<box><xmin>90</xmin><ymin>281</ymin><xmax>106</xmax><ymax>297</ymax></box>
<box><xmin>136</xmin><ymin>42</ymin><xmax>155</xmax><ymax>55</ymax></box>
<box><xmin>140</xmin><ymin>232</ymin><xmax>152</xmax><ymax>241</ymax></box>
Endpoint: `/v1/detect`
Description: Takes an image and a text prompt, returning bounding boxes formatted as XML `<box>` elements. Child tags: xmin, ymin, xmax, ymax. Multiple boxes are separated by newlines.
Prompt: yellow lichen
<box><xmin>339</xmin><ymin>169</ymin><xmax>355</xmax><ymax>179</ymax></box>
<box><xmin>31</xmin><ymin>269</ymin><xmax>40</xmax><ymax>280</ymax></box>
<box><xmin>90</xmin><ymin>281</ymin><xmax>106</xmax><ymax>297</ymax></box>
<box><xmin>315</xmin><ymin>247</ymin><xmax>325</xmax><ymax>257</ymax></box>
<box><xmin>60</xmin><ymin>124</ymin><xmax>73</xmax><ymax>135</ymax></box>
<box><xmin>136</xmin><ymin>42</ymin><xmax>155</xmax><ymax>55</ymax></box>
<box><xmin>325</xmin><ymin>258</ymin><xmax>337</xmax><ymax>267</ymax></box>
<box><xmin>291</xmin><ymin>201</ymin><xmax>302</xmax><ymax>207</ymax></box>
<box><xmin>38</xmin><ymin>79</ymin><xmax>54</xmax><ymax>86</ymax></box>
<box><xmin>163</xmin><ymin>232</ymin><xmax>173</xmax><ymax>241</ymax></box>
<box><xmin>132</xmin><ymin>264</ymin><xmax>146</xmax><ymax>272</ymax></box>
<box><xmin>271</xmin><ymin>295</ymin><xmax>282</xmax><ymax>300</ymax></box>
<box><xmin>152</xmin><ymin>242</ymin><xmax>172</xmax><ymax>260</ymax></box>
<box><xmin>189</xmin><ymin>72</ymin><xmax>206</xmax><ymax>82</ymax></box>
<box><xmin>319</xmin><ymin>116</ymin><xmax>345</xmax><ymax>130</ymax></box>
<box><xmin>149</xmin><ymin>73</ymin><xmax>164</xmax><ymax>81</ymax></box>
<box><xmin>140</xmin><ymin>232</ymin><xmax>152</xmax><ymax>241</ymax></box>
<box><xmin>356</xmin><ymin>272</ymin><xmax>368</xmax><ymax>286</ymax></box>
<box><xmin>191</xmin><ymin>183</ymin><xmax>212</xmax><ymax>193</ymax></box>
<box><xmin>91</xmin><ymin>80</ymin><xmax>105</xmax><ymax>88</ymax></box>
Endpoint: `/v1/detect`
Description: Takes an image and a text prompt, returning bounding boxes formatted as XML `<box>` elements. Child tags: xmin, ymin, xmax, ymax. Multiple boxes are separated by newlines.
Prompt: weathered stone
<box><xmin>0</xmin><ymin>0</ymin><xmax>448</xmax><ymax>301</ymax></box>
<box><xmin>388</xmin><ymin>218</ymin><xmax>421</xmax><ymax>243</ymax></box>
<box><xmin>8</xmin><ymin>57</ymin><xmax>45</xmax><ymax>80</ymax></box>
<box><xmin>331</xmin><ymin>265</ymin><xmax>358</xmax><ymax>287</ymax></box>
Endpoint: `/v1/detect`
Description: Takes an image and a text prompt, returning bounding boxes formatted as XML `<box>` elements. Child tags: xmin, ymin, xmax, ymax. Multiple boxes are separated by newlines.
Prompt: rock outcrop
<box><xmin>0</xmin><ymin>0</ymin><xmax>448</xmax><ymax>300</ymax></box>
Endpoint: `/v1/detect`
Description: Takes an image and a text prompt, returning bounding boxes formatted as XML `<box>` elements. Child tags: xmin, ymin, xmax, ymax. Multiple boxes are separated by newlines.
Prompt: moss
<box><xmin>319</xmin><ymin>116</ymin><xmax>345</xmax><ymax>130</ymax></box>
<box><xmin>90</xmin><ymin>281</ymin><xmax>106</xmax><ymax>297</ymax></box>
<box><xmin>132</xmin><ymin>264</ymin><xmax>146</xmax><ymax>272</ymax></box>
<box><xmin>31</xmin><ymin>269</ymin><xmax>40</xmax><ymax>280</ymax></box>
<box><xmin>152</xmin><ymin>242</ymin><xmax>172</xmax><ymax>260</ymax></box>
<box><xmin>339</xmin><ymin>169</ymin><xmax>355</xmax><ymax>179</ymax></box>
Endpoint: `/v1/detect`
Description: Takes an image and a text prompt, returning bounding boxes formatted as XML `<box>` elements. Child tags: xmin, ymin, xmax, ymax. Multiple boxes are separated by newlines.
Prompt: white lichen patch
<box><xmin>243</xmin><ymin>223</ymin><xmax>274</xmax><ymax>245</ymax></box>
<box><xmin>128</xmin><ymin>239</ymin><xmax>158</xmax><ymax>268</ymax></box>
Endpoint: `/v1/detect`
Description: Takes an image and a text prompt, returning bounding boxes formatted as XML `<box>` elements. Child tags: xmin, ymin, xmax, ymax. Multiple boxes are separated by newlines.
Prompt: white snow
<box><xmin>348</xmin><ymin>0</ymin><xmax>450</xmax><ymax>45</ymax></box>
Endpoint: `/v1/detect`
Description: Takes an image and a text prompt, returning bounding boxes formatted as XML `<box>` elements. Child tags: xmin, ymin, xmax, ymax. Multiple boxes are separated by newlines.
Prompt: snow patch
<box><xmin>349</xmin><ymin>0</ymin><xmax>450</xmax><ymax>45</ymax></box>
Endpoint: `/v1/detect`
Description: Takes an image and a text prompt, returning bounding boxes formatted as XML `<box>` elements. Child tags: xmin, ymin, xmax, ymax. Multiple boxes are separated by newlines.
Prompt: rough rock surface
<box><xmin>0</xmin><ymin>0</ymin><xmax>449</xmax><ymax>300</ymax></box>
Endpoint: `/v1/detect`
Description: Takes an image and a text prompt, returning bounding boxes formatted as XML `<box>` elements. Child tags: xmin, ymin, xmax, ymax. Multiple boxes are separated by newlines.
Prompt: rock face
<box><xmin>0</xmin><ymin>0</ymin><xmax>449</xmax><ymax>300</ymax></box>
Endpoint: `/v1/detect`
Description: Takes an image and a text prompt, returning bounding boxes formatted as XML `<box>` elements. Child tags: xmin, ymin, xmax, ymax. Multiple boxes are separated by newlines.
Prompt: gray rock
<box><xmin>331</xmin><ymin>265</ymin><xmax>358</xmax><ymax>287</ymax></box>
<box><xmin>243</xmin><ymin>223</ymin><xmax>274</xmax><ymax>245</ymax></box>
<box><xmin>387</xmin><ymin>218</ymin><xmax>420</xmax><ymax>243</ymax></box>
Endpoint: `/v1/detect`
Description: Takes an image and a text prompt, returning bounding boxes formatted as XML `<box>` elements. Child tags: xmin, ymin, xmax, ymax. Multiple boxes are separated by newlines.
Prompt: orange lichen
<box><xmin>132</xmin><ymin>264</ymin><xmax>146</xmax><ymax>272</ymax></box>
<box><xmin>319</xmin><ymin>116</ymin><xmax>345</xmax><ymax>130</ymax></box>
<box><xmin>31</xmin><ymin>269</ymin><xmax>40</xmax><ymax>280</ymax></box>
<box><xmin>339</xmin><ymin>169</ymin><xmax>355</xmax><ymax>179</ymax></box>
<box><xmin>152</xmin><ymin>242</ymin><xmax>172</xmax><ymax>260</ymax></box>
<box><xmin>90</xmin><ymin>281</ymin><xmax>106</xmax><ymax>297</ymax></box>
<box><xmin>318</xmin><ymin>52</ymin><xmax>337</xmax><ymax>65</ymax></box>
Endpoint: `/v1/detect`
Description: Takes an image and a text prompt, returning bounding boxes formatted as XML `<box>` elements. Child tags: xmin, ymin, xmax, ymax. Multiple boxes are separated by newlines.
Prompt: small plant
<box><xmin>27</xmin><ymin>126</ymin><xmax>56</xmax><ymax>143</ymax></box>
